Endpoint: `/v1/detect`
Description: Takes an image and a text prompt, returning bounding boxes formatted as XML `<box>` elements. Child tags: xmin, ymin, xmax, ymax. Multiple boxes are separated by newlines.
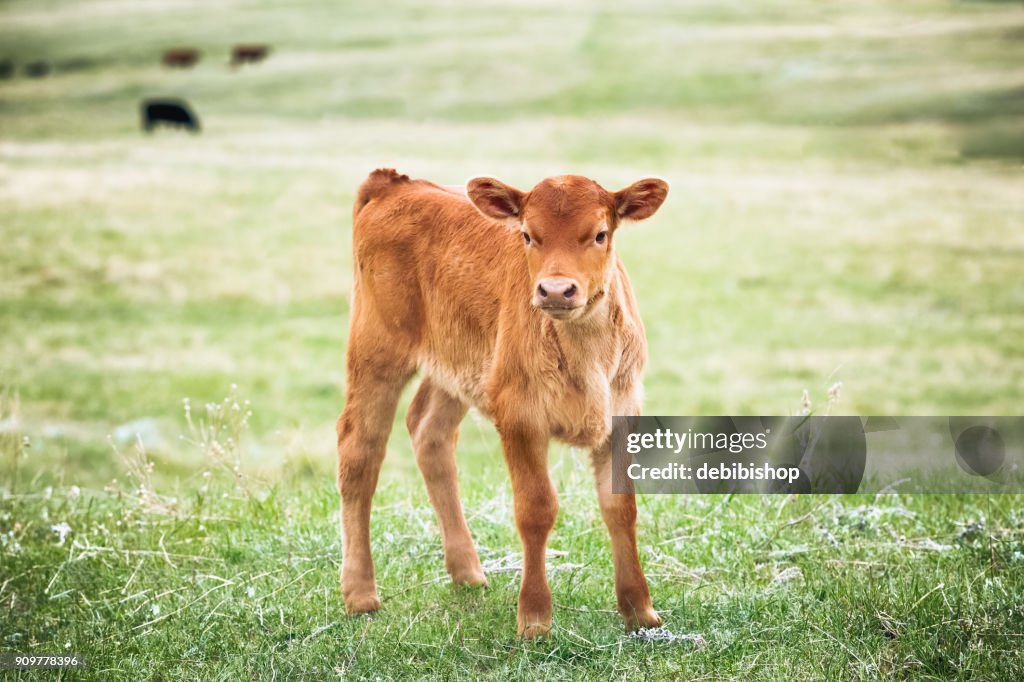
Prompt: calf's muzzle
<box><xmin>534</xmin><ymin>277</ymin><xmax>581</xmax><ymax>314</ymax></box>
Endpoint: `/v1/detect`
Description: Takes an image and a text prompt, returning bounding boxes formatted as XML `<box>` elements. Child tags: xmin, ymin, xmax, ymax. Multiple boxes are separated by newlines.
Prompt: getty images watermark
<box><xmin>611</xmin><ymin>416</ymin><xmax>1024</xmax><ymax>494</ymax></box>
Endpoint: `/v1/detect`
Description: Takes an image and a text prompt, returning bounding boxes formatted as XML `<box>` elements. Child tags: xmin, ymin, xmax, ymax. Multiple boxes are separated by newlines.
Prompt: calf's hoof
<box><xmin>624</xmin><ymin>606</ymin><xmax>663</xmax><ymax>631</ymax></box>
<box><xmin>343</xmin><ymin>591</ymin><xmax>382</xmax><ymax>615</ymax></box>
<box><xmin>518</xmin><ymin>620</ymin><xmax>552</xmax><ymax>640</ymax></box>
<box><xmin>450</xmin><ymin>566</ymin><xmax>488</xmax><ymax>588</ymax></box>
<box><xmin>446</xmin><ymin>546</ymin><xmax>488</xmax><ymax>588</ymax></box>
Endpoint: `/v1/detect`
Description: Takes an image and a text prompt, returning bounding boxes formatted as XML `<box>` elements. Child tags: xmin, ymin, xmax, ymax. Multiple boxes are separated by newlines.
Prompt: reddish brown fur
<box><xmin>162</xmin><ymin>48</ymin><xmax>199</xmax><ymax>68</ymax></box>
<box><xmin>230</xmin><ymin>44</ymin><xmax>270</xmax><ymax>66</ymax></box>
<box><xmin>336</xmin><ymin>168</ymin><xmax>669</xmax><ymax>637</ymax></box>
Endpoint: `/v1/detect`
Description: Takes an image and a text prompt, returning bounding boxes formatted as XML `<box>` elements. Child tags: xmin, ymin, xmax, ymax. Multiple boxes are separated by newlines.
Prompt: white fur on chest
<box><xmin>546</xmin><ymin>360</ymin><xmax>615</xmax><ymax>448</ymax></box>
<box><xmin>419</xmin><ymin>357</ymin><xmax>488</xmax><ymax>409</ymax></box>
<box><xmin>420</xmin><ymin>316</ymin><xmax>642</xmax><ymax>451</ymax></box>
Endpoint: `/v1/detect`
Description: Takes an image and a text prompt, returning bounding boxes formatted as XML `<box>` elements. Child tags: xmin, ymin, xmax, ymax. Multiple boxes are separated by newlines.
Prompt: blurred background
<box><xmin>2</xmin><ymin>0</ymin><xmax>1023</xmax><ymax>490</ymax></box>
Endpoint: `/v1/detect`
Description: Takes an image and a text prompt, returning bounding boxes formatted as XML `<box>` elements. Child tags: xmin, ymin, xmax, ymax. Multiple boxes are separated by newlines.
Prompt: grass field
<box><xmin>2</xmin><ymin>0</ymin><xmax>1024</xmax><ymax>678</ymax></box>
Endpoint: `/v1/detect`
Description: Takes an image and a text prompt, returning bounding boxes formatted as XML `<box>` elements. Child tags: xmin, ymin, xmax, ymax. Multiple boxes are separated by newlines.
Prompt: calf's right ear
<box><xmin>467</xmin><ymin>177</ymin><xmax>525</xmax><ymax>224</ymax></box>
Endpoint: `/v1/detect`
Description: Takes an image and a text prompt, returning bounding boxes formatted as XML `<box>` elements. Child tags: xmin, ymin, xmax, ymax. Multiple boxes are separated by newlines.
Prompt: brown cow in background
<box><xmin>336</xmin><ymin>169</ymin><xmax>669</xmax><ymax>638</ymax></box>
<box><xmin>162</xmin><ymin>48</ymin><xmax>200</xmax><ymax>68</ymax></box>
<box><xmin>230</xmin><ymin>44</ymin><xmax>270</xmax><ymax>67</ymax></box>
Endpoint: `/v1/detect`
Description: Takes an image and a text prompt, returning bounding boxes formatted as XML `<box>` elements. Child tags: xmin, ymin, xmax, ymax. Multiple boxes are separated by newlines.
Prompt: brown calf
<box><xmin>162</xmin><ymin>48</ymin><xmax>200</xmax><ymax>68</ymax></box>
<box><xmin>337</xmin><ymin>169</ymin><xmax>669</xmax><ymax>638</ymax></box>
<box><xmin>230</xmin><ymin>44</ymin><xmax>270</xmax><ymax>67</ymax></box>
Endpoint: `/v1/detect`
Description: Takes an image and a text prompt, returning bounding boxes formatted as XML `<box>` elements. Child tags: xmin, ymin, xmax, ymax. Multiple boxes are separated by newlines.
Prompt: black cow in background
<box><xmin>141</xmin><ymin>98</ymin><xmax>200</xmax><ymax>133</ymax></box>
<box><xmin>0</xmin><ymin>60</ymin><xmax>13</xmax><ymax>79</ymax></box>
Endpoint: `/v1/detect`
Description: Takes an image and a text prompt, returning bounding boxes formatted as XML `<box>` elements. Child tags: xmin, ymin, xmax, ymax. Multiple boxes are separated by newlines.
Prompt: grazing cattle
<box><xmin>337</xmin><ymin>169</ymin><xmax>669</xmax><ymax>638</ymax></box>
<box><xmin>230</xmin><ymin>44</ymin><xmax>270</xmax><ymax>67</ymax></box>
<box><xmin>24</xmin><ymin>61</ymin><xmax>51</xmax><ymax>78</ymax></box>
<box><xmin>140</xmin><ymin>99</ymin><xmax>200</xmax><ymax>133</ymax></box>
<box><xmin>162</xmin><ymin>48</ymin><xmax>200</xmax><ymax>68</ymax></box>
<box><xmin>0</xmin><ymin>60</ymin><xmax>13</xmax><ymax>79</ymax></box>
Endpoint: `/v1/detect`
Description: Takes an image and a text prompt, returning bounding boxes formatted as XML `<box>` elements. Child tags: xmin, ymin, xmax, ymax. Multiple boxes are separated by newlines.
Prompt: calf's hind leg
<box><xmin>336</xmin><ymin>344</ymin><xmax>414</xmax><ymax>614</ymax></box>
<box><xmin>406</xmin><ymin>378</ymin><xmax>486</xmax><ymax>586</ymax></box>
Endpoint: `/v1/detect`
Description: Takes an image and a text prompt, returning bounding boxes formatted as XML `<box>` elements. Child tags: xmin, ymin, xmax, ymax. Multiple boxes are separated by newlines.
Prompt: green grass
<box><xmin>1</xmin><ymin>0</ymin><xmax>1023</xmax><ymax>678</ymax></box>
<box><xmin>3</xmin><ymin>458</ymin><xmax>1024</xmax><ymax>679</ymax></box>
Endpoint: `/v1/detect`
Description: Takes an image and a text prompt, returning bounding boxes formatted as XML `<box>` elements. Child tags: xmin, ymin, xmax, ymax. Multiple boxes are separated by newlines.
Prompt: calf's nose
<box><xmin>537</xmin><ymin>278</ymin><xmax>579</xmax><ymax>305</ymax></box>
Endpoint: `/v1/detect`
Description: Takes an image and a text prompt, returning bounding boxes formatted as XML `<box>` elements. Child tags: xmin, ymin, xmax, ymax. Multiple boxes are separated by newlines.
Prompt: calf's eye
<box><xmin>595</xmin><ymin>231</ymin><xmax>607</xmax><ymax>245</ymax></box>
<box><xmin>522</xmin><ymin>232</ymin><xmax>531</xmax><ymax>245</ymax></box>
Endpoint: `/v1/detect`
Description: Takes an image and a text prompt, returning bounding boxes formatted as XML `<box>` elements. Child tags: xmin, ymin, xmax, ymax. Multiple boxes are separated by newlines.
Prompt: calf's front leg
<box><xmin>498</xmin><ymin>425</ymin><xmax>558</xmax><ymax>639</ymax></box>
<box><xmin>591</xmin><ymin>442</ymin><xmax>661</xmax><ymax>631</ymax></box>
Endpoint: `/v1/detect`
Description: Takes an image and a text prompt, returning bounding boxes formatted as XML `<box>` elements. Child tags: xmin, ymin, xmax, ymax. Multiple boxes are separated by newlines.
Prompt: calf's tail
<box><xmin>353</xmin><ymin>168</ymin><xmax>409</xmax><ymax>220</ymax></box>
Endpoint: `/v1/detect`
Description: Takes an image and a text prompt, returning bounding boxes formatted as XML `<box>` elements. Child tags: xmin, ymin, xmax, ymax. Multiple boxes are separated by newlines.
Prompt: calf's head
<box><xmin>467</xmin><ymin>175</ymin><xmax>668</xmax><ymax>322</ymax></box>
<box><xmin>466</xmin><ymin>175</ymin><xmax>667</xmax><ymax>323</ymax></box>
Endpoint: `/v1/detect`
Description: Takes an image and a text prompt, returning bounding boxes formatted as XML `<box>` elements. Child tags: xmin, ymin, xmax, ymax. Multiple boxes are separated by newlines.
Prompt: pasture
<box><xmin>1</xmin><ymin>0</ymin><xmax>1023</xmax><ymax>678</ymax></box>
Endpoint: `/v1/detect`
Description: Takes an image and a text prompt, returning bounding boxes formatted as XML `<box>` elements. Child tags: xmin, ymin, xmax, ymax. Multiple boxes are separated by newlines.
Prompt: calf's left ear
<box><xmin>614</xmin><ymin>178</ymin><xmax>669</xmax><ymax>222</ymax></box>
